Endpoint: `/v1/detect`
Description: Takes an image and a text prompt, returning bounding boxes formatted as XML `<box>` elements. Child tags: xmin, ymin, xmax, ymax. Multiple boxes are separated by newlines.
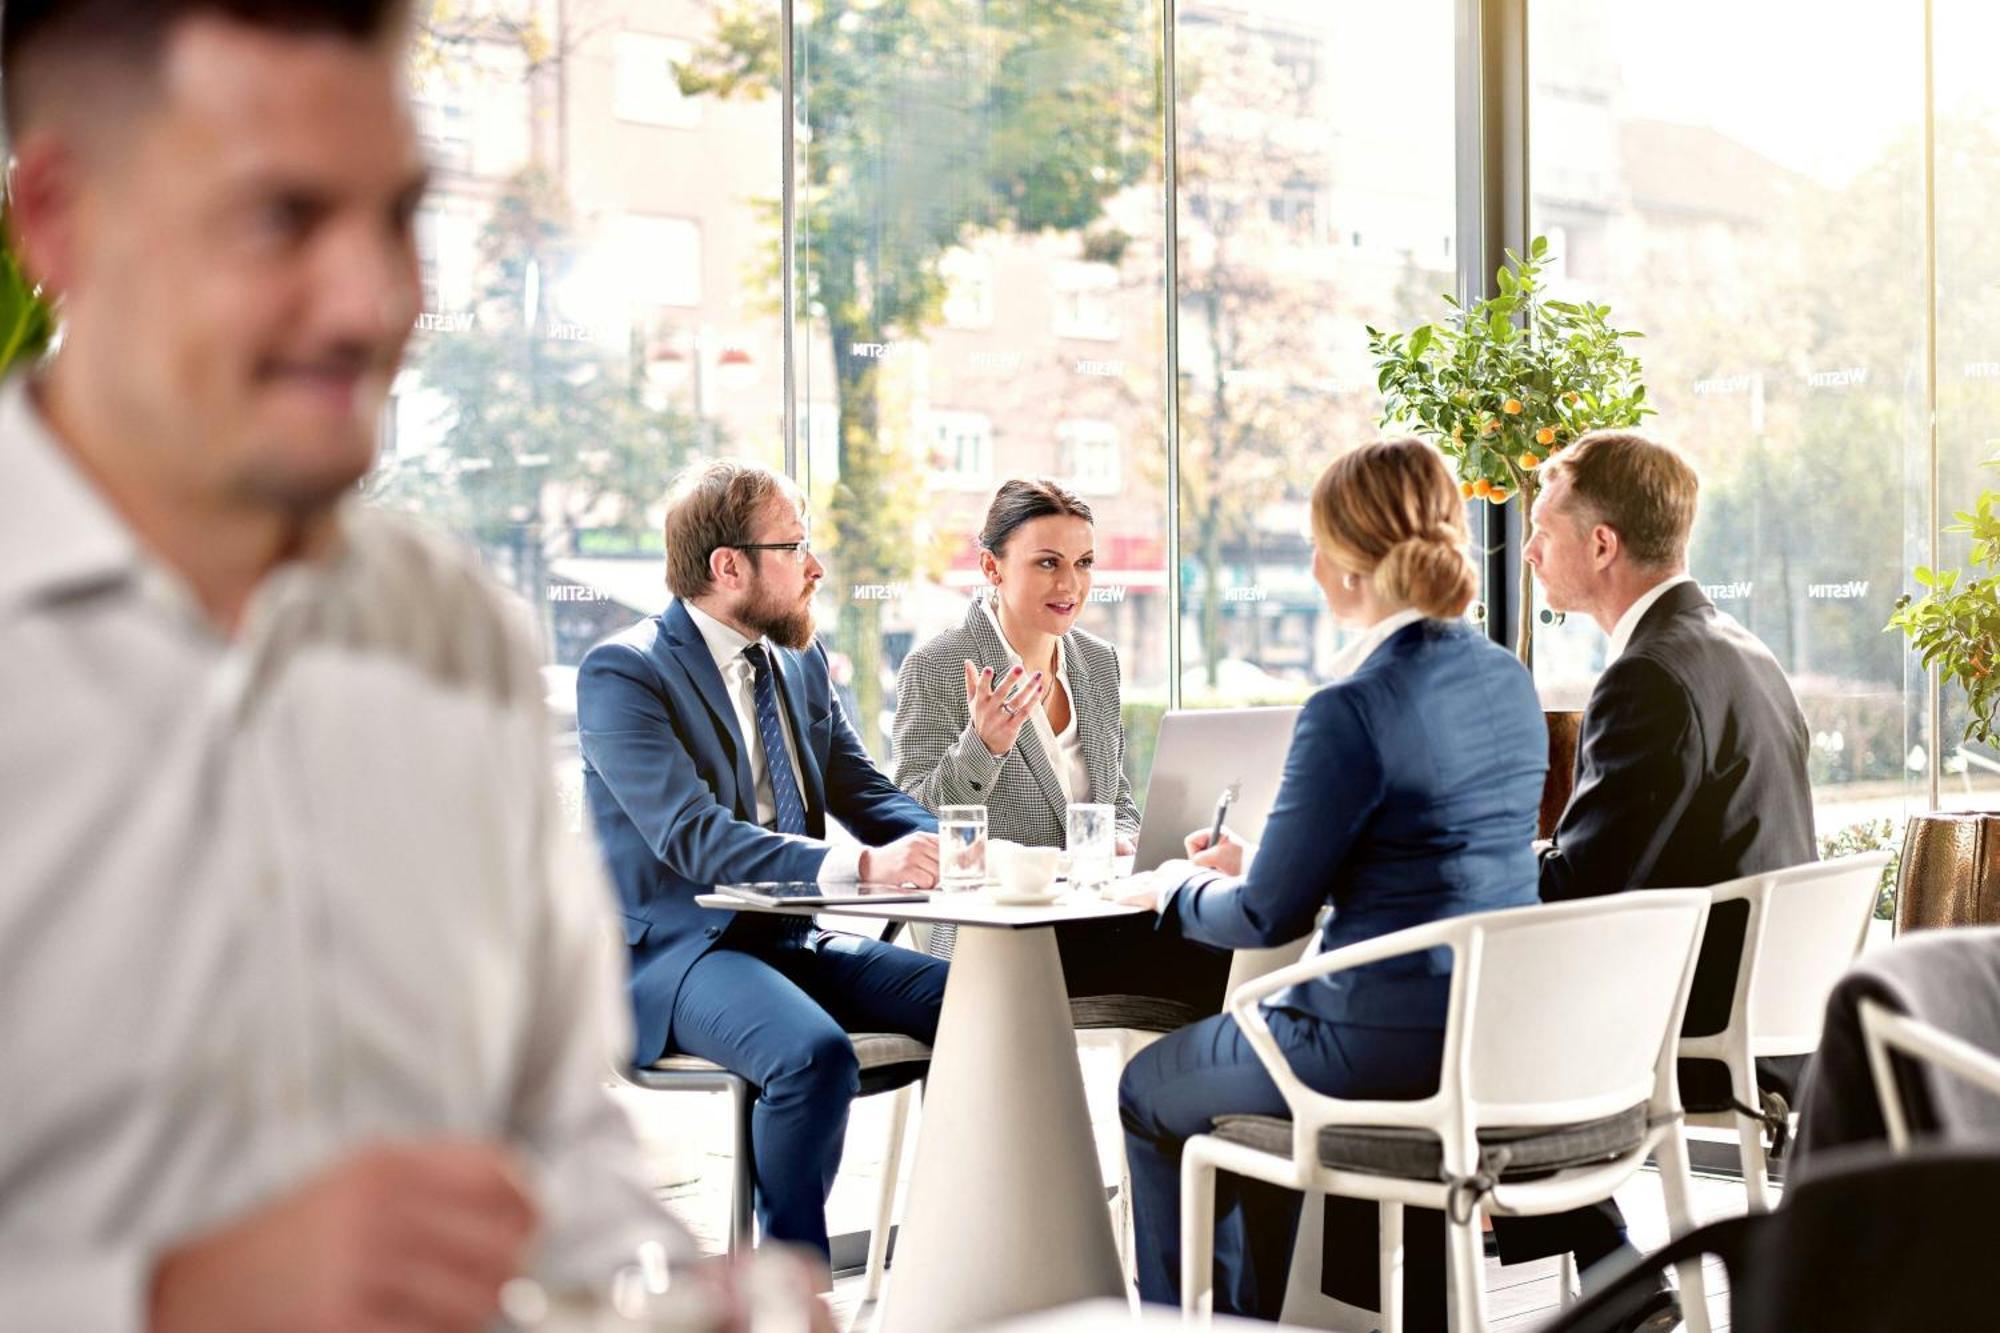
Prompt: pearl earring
<box><xmin>1341</xmin><ymin>573</ymin><xmax>1359</xmax><ymax>590</ymax></box>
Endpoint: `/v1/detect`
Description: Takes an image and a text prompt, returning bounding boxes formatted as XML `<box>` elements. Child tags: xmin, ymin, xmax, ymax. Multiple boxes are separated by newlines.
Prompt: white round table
<box><xmin>698</xmin><ymin>888</ymin><xmax>1145</xmax><ymax>1331</ymax></box>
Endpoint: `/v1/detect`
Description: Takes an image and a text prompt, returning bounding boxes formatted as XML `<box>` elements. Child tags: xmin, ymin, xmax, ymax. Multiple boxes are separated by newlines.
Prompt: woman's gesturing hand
<box><xmin>964</xmin><ymin>659</ymin><xmax>1046</xmax><ymax>757</ymax></box>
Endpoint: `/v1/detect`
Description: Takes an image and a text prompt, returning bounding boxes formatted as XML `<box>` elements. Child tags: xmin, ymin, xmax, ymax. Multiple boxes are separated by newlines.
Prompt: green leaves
<box><xmin>1363</xmin><ymin>233</ymin><xmax>1652</xmax><ymax>495</ymax></box>
<box><xmin>1893</xmin><ymin>472</ymin><xmax>2000</xmax><ymax>746</ymax></box>
<box><xmin>1893</xmin><ymin>529</ymin><xmax>2000</xmax><ymax>747</ymax></box>
<box><xmin>0</xmin><ymin>213</ymin><xmax>53</xmax><ymax>376</ymax></box>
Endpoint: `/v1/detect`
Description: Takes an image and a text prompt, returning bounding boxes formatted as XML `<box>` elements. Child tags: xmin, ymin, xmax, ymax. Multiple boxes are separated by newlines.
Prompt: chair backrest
<box><xmin>1727</xmin><ymin>852</ymin><xmax>1889</xmax><ymax>1054</ymax></box>
<box><xmin>1453</xmin><ymin>891</ymin><xmax>1710</xmax><ymax>1125</ymax></box>
<box><xmin>1859</xmin><ymin>999</ymin><xmax>2000</xmax><ymax>1151</ymax></box>
<box><xmin>1543</xmin><ymin>1147</ymin><xmax>2000</xmax><ymax>1332</ymax></box>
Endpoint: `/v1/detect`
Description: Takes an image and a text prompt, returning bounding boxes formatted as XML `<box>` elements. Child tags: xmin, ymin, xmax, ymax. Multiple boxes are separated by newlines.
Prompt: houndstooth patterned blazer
<box><xmin>893</xmin><ymin>596</ymin><xmax>1141</xmax><ymax>846</ymax></box>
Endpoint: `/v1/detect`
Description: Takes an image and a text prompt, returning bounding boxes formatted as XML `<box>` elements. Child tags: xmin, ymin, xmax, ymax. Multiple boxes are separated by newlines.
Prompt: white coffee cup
<box><xmin>990</xmin><ymin>842</ymin><xmax>1060</xmax><ymax>899</ymax></box>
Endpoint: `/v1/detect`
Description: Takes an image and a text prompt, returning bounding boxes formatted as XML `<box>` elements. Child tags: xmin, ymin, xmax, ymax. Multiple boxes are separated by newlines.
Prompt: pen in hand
<box><xmin>1204</xmin><ymin>781</ymin><xmax>1240</xmax><ymax>856</ymax></box>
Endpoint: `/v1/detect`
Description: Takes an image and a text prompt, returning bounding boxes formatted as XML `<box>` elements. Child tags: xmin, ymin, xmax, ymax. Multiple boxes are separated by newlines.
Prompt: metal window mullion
<box><xmin>1163</xmin><ymin>0</ymin><xmax>1182</xmax><ymax>712</ymax></box>
<box><xmin>1456</xmin><ymin>0</ymin><xmax>1530</xmax><ymax>650</ymax></box>
<box><xmin>781</xmin><ymin>0</ymin><xmax>799</xmax><ymax>481</ymax></box>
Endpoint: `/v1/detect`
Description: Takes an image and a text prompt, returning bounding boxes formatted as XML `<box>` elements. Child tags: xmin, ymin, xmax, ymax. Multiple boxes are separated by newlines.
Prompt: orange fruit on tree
<box><xmin>1517</xmin><ymin>451</ymin><xmax>1540</xmax><ymax>470</ymax></box>
<box><xmin>1488</xmin><ymin>487</ymin><xmax>1512</xmax><ymax>504</ymax></box>
<box><xmin>1481</xmin><ymin>418</ymin><xmax>1501</xmax><ymax>437</ymax></box>
<box><xmin>1472</xmin><ymin>478</ymin><xmax>1493</xmax><ymax>497</ymax></box>
<box><xmin>1535</xmin><ymin>426</ymin><xmax>1557</xmax><ymax>446</ymax></box>
<box><xmin>1502</xmin><ymin>398</ymin><xmax>1523</xmax><ymax>415</ymax></box>
<box><xmin>1459</xmin><ymin>480</ymin><xmax>1476</xmax><ymax>499</ymax></box>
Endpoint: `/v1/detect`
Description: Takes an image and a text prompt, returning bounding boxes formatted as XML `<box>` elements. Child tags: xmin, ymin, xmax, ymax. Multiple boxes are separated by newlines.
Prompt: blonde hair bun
<box><xmin>1310</xmin><ymin>439</ymin><xmax>1478</xmax><ymax>619</ymax></box>
<box><xmin>1375</xmin><ymin>533</ymin><xmax>1478</xmax><ymax>619</ymax></box>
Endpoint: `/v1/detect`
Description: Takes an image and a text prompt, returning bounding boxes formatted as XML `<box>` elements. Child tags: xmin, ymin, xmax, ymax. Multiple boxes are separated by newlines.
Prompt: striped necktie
<box><xmin>742</xmin><ymin>643</ymin><xmax>808</xmax><ymax>835</ymax></box>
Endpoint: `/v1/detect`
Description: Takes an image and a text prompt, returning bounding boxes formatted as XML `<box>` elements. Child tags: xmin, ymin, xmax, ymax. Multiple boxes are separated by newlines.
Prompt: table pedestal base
<box><xmin>882</xmin><ymin>924</ymin><xmax>1126</xmax><ymax>1332</ymax></box>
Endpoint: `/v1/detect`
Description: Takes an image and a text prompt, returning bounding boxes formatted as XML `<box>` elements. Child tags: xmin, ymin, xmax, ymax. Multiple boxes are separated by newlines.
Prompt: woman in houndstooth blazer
<box><xmin>892</xmin><ymin>591</ymin><xmax>1138</xmax><ymax>849</ymax></box>
<box><xmin>892</xmin><ymin>479</ymin><xmax>1229</xmax><ymax>1009</ymax></box>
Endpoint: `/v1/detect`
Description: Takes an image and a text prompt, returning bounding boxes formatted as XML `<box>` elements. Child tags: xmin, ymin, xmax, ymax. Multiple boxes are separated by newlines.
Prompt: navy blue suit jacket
<box><xmin>578</xmin><ymin>600</ymin><xmax>936</xmax><ymax>1061</ymax></box>
<box><xmin>1169</xmin><ymin>619</ymin><xmax>1546</xmax><ymax>1030</ymax></box>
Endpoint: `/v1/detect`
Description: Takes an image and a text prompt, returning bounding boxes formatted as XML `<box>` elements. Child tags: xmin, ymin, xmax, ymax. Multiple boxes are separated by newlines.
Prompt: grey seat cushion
<box><xmin>645</xmin><ymin>1053</ymin><xmax>739</xmax><ymax>1076</ymax></box>
<box><xmin>1210</xmin><ymin>1102</ymin><xmax>1652</xmax><ymax>1182</ymax></box>
<box><xmin>1070</xmin><ymin>994</ymin><xmax>1201</xmax><ymax>1033</ymax></box>
<box><xmin>642</xmin><ymin>1032</ymin><xmax>932</xmax><ymax>1096</ymax></box>
<box><xmin>848</xmin><ymin>1033</ymin><xmax>933</xmax><ymax>1070</ymax></box>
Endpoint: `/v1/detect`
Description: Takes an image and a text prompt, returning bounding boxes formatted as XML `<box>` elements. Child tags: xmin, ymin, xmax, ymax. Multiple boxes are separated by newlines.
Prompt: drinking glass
<box><xmin>1066</xmin><ymin>802</ymin><xmax>1115</xmax><ymax>892</ymax></box>
<box><xmin>938</xmin><ymin>805</ymin><xmax>988</xmax><ymax>890</ymax></box>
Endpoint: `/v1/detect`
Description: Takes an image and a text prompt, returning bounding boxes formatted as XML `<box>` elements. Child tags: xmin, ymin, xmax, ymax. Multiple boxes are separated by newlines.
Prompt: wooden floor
<box><xmin>615</xmin><ymin>1039</ymin><xmax>1749</xmax><ymax>1331</ymax></box>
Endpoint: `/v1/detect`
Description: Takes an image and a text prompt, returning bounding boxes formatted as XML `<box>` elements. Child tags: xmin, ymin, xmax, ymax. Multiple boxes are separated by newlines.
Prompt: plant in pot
<box><xmin>1367</xmin><ymin>236</ymin><xmax>1651</xmax><ymax>832</ymax></box>
<box><xmin>1886</xmin><ymin>476</ymin><xmax>2000</xmax><ymax>930</ymax></box>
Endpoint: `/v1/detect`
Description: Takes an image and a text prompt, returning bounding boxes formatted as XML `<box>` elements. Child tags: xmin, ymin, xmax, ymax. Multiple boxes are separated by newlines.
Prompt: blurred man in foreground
<box><xmin>0</xmin><ymin>3</ymin><xmax>690</xmax><ymax>1329</ymax></box>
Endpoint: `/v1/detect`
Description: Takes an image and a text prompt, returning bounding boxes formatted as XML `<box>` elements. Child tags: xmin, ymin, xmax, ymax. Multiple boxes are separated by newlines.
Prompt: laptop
<box><xmin>1130</xmin><ymin>705</ymin><xmax>1303</xmax><ymax>873</ymax></box>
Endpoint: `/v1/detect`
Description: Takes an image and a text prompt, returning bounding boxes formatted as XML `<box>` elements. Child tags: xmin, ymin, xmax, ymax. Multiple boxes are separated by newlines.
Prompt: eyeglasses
<box><xmin>721</xmin><ymin>537</ymin><xmax>815</xmax><ymax>567</ymax></box>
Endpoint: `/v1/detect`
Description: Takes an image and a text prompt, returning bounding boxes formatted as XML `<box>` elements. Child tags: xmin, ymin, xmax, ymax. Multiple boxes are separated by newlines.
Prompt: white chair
<box><xmin>1178</xmin><ymin>892</ymin><xmax>1713</xmax><ymax>1333</ymax></box>
<box><xmin>1099</xmin><ymin>935</ymin><xmax>1321</xmax><ymax>1282</ymax></box>
<box><xmin>1859</xmin><ymin>999</ymin><xmax>2000</xmax><ymax>1152</ymax></box>
<box><xmin>1674</xmin><ymin>852</ymin><xmax>1891</xmax><ymax>1211</ymax></box>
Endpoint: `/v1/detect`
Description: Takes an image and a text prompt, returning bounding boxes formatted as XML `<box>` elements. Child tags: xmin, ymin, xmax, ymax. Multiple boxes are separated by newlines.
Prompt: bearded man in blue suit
<box><xmin>578</xmin><ymin>460</ymin><xmax>946</xmax><ymax>1260</ymax></box>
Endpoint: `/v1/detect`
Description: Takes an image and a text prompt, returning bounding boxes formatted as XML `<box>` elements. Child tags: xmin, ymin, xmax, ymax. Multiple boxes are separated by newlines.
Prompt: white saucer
<box><xmin>985</xmin><ymin>884</ymin><xmax>1062</xmax><ymax>907</ymax></box>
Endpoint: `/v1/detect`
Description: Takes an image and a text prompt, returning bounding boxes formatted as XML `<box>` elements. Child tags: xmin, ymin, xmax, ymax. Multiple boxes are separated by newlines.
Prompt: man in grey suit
<box><xmin>1502</xmin><ymin>430</ymin><xmax>1815</xmax><ymax>1330</ymax></box>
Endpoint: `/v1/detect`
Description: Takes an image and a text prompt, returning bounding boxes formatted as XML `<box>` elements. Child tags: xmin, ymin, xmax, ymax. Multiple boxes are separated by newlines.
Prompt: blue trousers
<box><xmin>670</xmin><ymin>925</ymin><xmax>946</xmax><ymax>1258</ymax></box>
<box><xmin>1120</xmin><ymin>1009</ymin><xmax>1446</xmax><ymax>1323</ymax></box>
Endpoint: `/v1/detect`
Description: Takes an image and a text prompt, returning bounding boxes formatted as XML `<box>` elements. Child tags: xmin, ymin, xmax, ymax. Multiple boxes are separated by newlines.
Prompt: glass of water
<box><xmin>1066</xmin><ymin>802</ymin><xmax>1115</xmax><ymax>893</ymax></box>
<box><xmin>938</xmin><ymin>805</ymin><xmax>988</xmax><ymax>891</ymax></box>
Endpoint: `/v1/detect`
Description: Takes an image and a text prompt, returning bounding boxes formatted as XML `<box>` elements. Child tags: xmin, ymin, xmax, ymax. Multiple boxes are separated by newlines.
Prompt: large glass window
<box><xmin>371</xmin><ymin>0</ymin><xmax>2000</xmax><ymax>1261</ymax></box>
<box><xmin>374</xmin><ymin>2</ymin><xmax>786</xmax><ymax>793</ymax></box>
<box><xmin>1528</xmin><ymin>0</ymin><xmax>1930</xmax><ymax>843</ymax></box>
<box><xmin>1934</xmin><ymin>1</ymin><xmax>2000</xmax><ymax>810</ymax></box>
<box><xmin>1174</xmin><ymin>0</ymin><xmax>1459</xmax><ymax>709</ymax></box>
<box><xmin>786</xmin><ymin>0</ymin><xmax>1171</xmax><ymax>790</ymax></box>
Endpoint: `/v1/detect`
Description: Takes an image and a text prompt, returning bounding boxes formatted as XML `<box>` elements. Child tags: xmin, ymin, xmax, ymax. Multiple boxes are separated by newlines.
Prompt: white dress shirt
<box><xmin>1605</xmin><ymin>573</ymin><xmax>1696</xmax><ymax>663</ymax></box>
<box><xmin>680</xmin><ymin>600</ymin><xmax>862</xmax><ymax>884</ymax></box>
<box><xmin>1322</xmin><ymin>607</ymin><xmax>1428</xmax><ymax>683</ymax></box>
<box><xmin>0</xmin><ymin>379</ymin><xmax>685</xmax><ymax>1330</ymax></box>
<box><xmin>978</xmin><ymin>598</ymin><xmax>1092</xmax><ymax>804</ymax></box>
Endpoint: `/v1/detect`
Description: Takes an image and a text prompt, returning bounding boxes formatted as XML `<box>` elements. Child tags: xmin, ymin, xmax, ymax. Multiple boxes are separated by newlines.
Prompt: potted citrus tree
<box><xmin>1887</xmin><ymin>478</ymin><xmax>2000</xmax><ymax>930</ymax></box>
<box><xmin>1367</xmin><ymin>235</ymin><xmax>1651</xmax><ymax>667</ymax></box>
<box><xmin>1368</xmin><ymin>237</ymin><xmax>1649</xmax><ymax>833</ymax></box>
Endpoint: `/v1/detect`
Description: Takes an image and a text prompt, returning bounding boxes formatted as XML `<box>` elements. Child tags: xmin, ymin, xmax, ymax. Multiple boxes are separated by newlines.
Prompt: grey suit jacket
<box><xmin>892</xmin><ymin>597</ymin><xmax>1140</xmax><ymax>848</ymax></box>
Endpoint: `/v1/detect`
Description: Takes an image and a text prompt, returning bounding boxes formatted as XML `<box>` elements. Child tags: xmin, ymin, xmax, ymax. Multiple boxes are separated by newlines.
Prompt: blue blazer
<box><xmin>578</xmin><ymin>600</ymin><xmax>936</xmax><ymax>1060</ymax></box>
<box><xmin>1170</xmin><ymin>619</ymin><xmax>1546</xmax><ymax>1031</ymax></box>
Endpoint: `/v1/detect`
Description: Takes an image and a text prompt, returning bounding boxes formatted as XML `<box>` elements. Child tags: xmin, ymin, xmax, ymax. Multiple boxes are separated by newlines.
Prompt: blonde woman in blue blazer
<box><xmin>1117</xmin><ymin>440</ymin><xmax>1547</xmax><ymax>1327</ymax></box>
<box><xmin>893</xmin><ymin>478</ymin><xmax>1230</xmax><ymax>1010</ymax></box>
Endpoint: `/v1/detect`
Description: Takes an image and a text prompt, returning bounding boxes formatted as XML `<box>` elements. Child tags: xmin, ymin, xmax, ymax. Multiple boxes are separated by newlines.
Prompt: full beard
<box><xmin>743</xmin><ymin>581</ymin><xmax>817</xmax><ymax>650</ymax></box>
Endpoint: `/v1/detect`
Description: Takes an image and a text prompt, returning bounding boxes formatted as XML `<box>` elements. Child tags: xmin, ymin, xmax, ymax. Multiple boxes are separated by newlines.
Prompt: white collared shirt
<box><xmin>680</xmin><ymin>600</ymin><xmax>861</xmax><ymax>884</ymax></box>
<box><xmin>0</xmin><ymin>378</ymin><xmax>685</xmax><ymax>1328</ymax></box>
<box><xmin>1605</xmin><ymin>573</ymin><xmax>1696</xmax><ymax>664</ymax></box>
<box><xmin>978</xmin><ymin>598</ymin><xmax>1091</xmax><ymax>804</ymax></box>
<box><xmin>1324</xmin><ymin>607</ymin><xmax>1428</xmax><ymax>682</ymax></box>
